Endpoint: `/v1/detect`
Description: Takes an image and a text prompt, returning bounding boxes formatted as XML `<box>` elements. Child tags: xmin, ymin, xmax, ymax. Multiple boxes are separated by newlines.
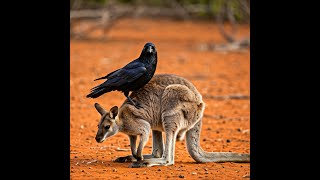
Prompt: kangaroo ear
<box><xmin>94</xmin><ymin>103</ymin><xmax>107</xmax><ymax>115</ymax></box>
<box><xmin>109</xmin><ymin>106</ymin><xmax>118</xmax><ymax>119</ymax></box>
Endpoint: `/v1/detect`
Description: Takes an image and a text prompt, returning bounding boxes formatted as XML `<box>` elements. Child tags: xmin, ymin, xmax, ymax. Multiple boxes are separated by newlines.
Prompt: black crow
<box><xmin>86</xmin><ymin>42</ymin><xmax>158</xmax><ymax>109</ymax></box>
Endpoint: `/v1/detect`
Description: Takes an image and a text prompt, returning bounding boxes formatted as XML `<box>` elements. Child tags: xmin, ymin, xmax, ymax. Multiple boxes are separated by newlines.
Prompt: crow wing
<box><xmin>94</xmin><ymin>60</ymin><xmax>144</xmax><ymax>81</ymax></box>
<box><xmin>91</xmin><ymin>61</ymin><xmax>147</xmax><ymax>90</ymax></box>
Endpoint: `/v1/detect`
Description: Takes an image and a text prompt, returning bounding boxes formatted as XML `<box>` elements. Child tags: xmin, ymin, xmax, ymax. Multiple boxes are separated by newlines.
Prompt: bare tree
<box><xmin>211</xmin><ymin>0</ymin><xmax>250</xmax><ymax>51</ymax></box>
<box><xmin>70</xmin><ymin>0</ymin><xmax>250</xmax><ymax>45</ymax></box>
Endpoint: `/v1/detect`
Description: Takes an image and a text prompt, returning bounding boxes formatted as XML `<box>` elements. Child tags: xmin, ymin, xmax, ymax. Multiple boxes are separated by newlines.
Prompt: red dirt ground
<box><xmin>70</xmin><ymin>18</ymin><xmax>250</xmax><ymax>179</ymax></box>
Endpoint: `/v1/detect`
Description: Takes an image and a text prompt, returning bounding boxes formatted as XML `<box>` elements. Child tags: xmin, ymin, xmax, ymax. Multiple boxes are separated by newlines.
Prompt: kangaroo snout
<box><xmin>95</xmin><ymin>135</ymin><xmax>103</xmax><ymax>143</ymax></box>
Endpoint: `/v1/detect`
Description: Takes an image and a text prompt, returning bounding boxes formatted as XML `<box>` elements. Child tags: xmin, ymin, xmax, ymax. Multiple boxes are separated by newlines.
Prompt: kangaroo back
<box><xmin>123</xmin><ymin>74</ymin><xmax>204</xmax><ymax>126</ymax></box>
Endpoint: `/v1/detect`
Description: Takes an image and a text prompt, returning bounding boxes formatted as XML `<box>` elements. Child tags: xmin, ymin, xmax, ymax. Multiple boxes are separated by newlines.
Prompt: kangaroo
<box><xmin>94</xmin><ymin>74</ymin><xmax>250</xmax><ymax>168</ymax></box>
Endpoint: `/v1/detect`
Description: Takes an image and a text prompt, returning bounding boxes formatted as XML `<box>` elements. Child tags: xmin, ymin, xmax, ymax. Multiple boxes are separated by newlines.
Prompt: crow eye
<box><xmin>105</xmin><ymin>125</ymin><xmax>110</xmax><ymax>130</ymax></box>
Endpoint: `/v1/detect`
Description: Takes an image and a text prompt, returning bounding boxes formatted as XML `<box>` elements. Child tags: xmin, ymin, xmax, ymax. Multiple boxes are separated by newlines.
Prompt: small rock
<box><xmin>179</xmin><ymin>175</ymin><xmax>184</xmax><ymax>178</ymax></box>
<box><xmin>143</xmin><ymin>171</ymin><xmax>147</xmax><ymax>175</ymax></box>
<box><xmin>146</xmin><ymin>177</ymin><xmax>149</xmax><ymax>179</ymax></box>
<box><xmin>71</xmin><ymin>170</ymin><xmax>74</xmax><ymax>173</ymax></box>
<box><xmin>113</xmin><ymin>168</ymin><xmax>117</xmax><ymax>172</ymax></box>
<box><xmin>205</xmin><ymin>172</ymin><xmax>208</xmax><ymax>174</ymax></box>
<box><xmin>158</xmin><ymin>169</ymin><xmax>161</xmax><ymax>171</ymax></box>
<box><xmin>226</xmin><ymin>139</ymin><xmax>231</xmax><ymax>143</ymax></box>
<box><xmin>89</xmin><ymin>167</ymin><xmax>92</xmax><ymax>169</ymax></box>
<box><xmin>74</xmin><ymin>156</ymin><xmax>78</xmax><ymax>158</ymax></box>
<box><xmin>136</xmin><ymin>173</ymin><xmax>139</xmax><ymax>175</ymax></box>
<box><xmin>81</xmin><ymin>170</ymin><xmax>85</xmax><ymax>172</ymax></box>
<box><xmin>242</xmin><ymin>129</ymin><xmax>250</xmax><ymax>134</ymax></box>
<box><xmin>242</xmin><ymin>175</ymin><xmax>250</xmax><ymax>178</ymax></box>
<box><xmin>192</xmin><ymin>172</ymin><xmax>197</xmax><ymax>175</ymax></box>
<box><xmin>204</xmin><ymin>168</ymin><xmax>208</xmax><ymax>171</ymax></box>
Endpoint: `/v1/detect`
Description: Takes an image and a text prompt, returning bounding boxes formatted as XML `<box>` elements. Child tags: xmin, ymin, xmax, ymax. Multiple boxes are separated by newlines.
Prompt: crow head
<box><xmin>142</xmin><ymin>42</ymin><xmax>157</xmax><ymax>55</ymax></box>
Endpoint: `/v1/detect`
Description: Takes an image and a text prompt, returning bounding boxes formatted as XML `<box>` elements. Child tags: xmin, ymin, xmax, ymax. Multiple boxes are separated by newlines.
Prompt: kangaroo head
<box><xmin>94</xmin><ymin>103</ymin><xmax>119</xmax><ymax>143</ymax></box>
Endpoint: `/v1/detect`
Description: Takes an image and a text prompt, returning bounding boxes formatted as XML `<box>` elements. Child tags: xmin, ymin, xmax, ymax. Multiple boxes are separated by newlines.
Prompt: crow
<box><xmin>86</xmin><ymin>42</ymin><xmax>158</xmax><ymax>109</ymax></box>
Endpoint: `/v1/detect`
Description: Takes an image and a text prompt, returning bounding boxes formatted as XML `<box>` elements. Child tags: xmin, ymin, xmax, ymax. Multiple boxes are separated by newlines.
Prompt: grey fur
<box><xmin>94</xmin><ymin>74</ymin><xmax>250</xmax><ymax>168</ymax></box>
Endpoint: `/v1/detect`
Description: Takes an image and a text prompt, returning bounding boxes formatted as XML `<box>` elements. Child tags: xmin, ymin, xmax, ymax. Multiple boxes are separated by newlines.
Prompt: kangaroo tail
<box><xmin>186</xmin><ymin>119</ymin><xmax>250</xmax><ymax>163</ymax></box>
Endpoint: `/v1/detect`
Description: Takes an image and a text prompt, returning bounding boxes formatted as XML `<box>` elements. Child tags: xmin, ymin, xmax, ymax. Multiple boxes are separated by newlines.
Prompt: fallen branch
<box><xmin>203</xmin><ymin>94</ymin><xmax>250</xmax><ymax>100</ymax></box>
<box><xmin>196</xmin><ymin>38</ymin><xmax>250</xmax><ymax>52</ymax></box>
<box><xmin>203</xmin><ymin>114</ymin><xmax>250</xmax><ymax>121</ymax></box>
<box><xmin>115</xmin><ymin>147</ymin><xmax>130</xmax><ymax>152</ymax></box>
<box><xmin>210</xmin><ymin>38</ymin><xmax>250</xmax><ymax>52</ymax></box>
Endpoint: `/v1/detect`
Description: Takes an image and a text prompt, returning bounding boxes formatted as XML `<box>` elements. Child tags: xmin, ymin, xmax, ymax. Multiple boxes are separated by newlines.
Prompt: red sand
<box><xmin>70</xmin><ymin>18</ymin><xmax>250</xmax><ymax>179</ymax></box>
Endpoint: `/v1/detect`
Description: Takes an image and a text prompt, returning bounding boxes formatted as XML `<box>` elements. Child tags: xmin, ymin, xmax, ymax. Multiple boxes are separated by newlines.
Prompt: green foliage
<box><xmin>117</xmin><ymin>0</ymin><xmax>134</xmax><ymax>4</ymax></box>
<box><xmin>70</xmin><ymin>0</ymin><xmax>249</xmax><ymax>22</ymax></box>
<box><xmin>84</xmin><ymin>0</ymin><xmax>107</xmax><ymax>6</ymax></box>
<box><xmin>211</xmin><ymin>0</ymin><xmax>223</xmax><ymax>15</ymax></box>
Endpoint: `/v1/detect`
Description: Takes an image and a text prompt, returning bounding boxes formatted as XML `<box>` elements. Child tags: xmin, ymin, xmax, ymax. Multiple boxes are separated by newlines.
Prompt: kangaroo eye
<box><xmin>105</xmin><ymin>125</ymin><xmax>110</xmax><ymax>130</ymax></box>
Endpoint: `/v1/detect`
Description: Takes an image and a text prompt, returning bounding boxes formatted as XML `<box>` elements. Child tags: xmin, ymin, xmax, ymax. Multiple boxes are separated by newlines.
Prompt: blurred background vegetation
<box><xmin>70</xmin><ymin>0</ymin><xmax>249</xmax><ymax>50</ymax></box>
<box><xmin>71</xmin><ymin>0</ymin><xmax>249</xmax><ymax>21</ymax></box>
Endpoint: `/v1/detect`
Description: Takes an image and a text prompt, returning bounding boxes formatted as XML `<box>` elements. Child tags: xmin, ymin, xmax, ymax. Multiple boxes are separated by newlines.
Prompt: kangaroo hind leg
<box><xmin>129</xmin><ymin>113</ymin><xmax>181</xmax><ymax>168</ymax></box>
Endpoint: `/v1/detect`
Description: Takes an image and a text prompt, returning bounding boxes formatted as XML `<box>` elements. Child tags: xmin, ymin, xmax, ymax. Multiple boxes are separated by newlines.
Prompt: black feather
<box><xmin>86</xmin><ymin>42</ymin><xmax>158</xmax><ymax>105</ymax></box>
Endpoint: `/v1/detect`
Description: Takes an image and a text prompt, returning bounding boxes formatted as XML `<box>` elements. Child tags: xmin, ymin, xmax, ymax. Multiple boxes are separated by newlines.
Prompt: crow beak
<box><xmin>148</xmin><ymin>46</ymin><xmax>152</xmax><ymax>53</ymax></box>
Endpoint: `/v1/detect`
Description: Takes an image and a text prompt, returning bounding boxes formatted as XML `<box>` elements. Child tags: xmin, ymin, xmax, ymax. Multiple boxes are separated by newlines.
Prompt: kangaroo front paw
<box><xmin>127</xmin><ymin>99</ymin><xmax>144</xmax><ymax>109</ymax></box>
<box><xmin>114</xmin><ymin>155</ymin><xmax>136</xmax><ymax>163</ymax></box>
<box><xmin>134</xmin><ymin>102</ymin><xmax>144</xmax><ymax>109</ymax></box>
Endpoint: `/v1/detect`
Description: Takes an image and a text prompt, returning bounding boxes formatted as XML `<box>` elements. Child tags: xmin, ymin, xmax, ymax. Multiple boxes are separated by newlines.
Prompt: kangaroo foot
<box><xmin>128</xmin><ymin>158</ymin><xmax>172</xmax><ymax>168</ymax></box>
<box><xmin>114</xmin><ymin>155</ymin><xmax>136</xmax><ymax>163</ymax></box>
<box><xmin>114</xmin><ymin>154</ymin><xmax>158</xmax><ymax>163</ymax></box>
